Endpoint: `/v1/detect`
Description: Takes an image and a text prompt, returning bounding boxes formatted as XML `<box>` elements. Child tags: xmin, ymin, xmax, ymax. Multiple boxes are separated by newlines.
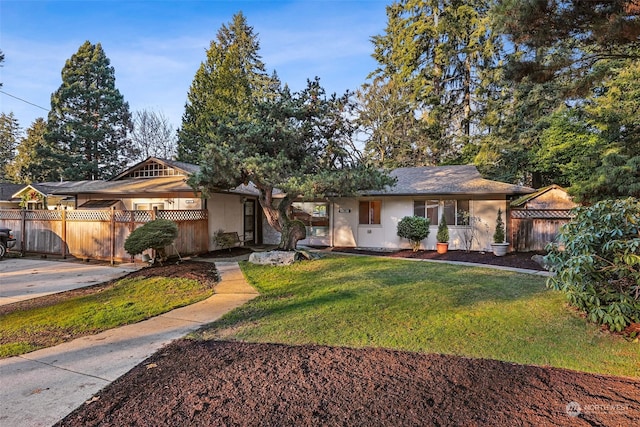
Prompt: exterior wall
<box><xmin>331</xmin><ymin>196</ymin><xmax>507</xmax><ymax>251</ymax></box>
<box><xmin>207</xmin><ymin>193</ymin><xmax>246</xmax><ymax>250</ymax></box>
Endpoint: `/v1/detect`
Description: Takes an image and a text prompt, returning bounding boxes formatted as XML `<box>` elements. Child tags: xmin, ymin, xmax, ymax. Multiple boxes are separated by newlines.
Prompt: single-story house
<box><xmin>0</xmin><ymin>182</ymin><xmax>23</xmax><ymax>209</ymax></box>
<box><xmin>48</xmin><ymin>157</ymin><xmax>262</xmax><ymax>249</ymax></box>
<box><xmin>5</xmin><ymin>158</ymin><xmax>536</xmax><ymax>254</ymax></box>
<box><xmin>291</xmin><ymin>165</ymin><xmax>534</xmax><ymax>251</ymax></box>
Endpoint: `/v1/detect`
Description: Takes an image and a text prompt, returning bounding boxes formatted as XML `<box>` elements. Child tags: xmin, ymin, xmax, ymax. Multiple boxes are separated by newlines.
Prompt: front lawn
<box><xmin>197</xmin><ymin>255</ymin><xmax>638</xmax><ymax>378</ymax></box>
<box><xmin>0</xmin><ymin>275</ymin><xmax>215</xmax><ymax>358</ymax></box>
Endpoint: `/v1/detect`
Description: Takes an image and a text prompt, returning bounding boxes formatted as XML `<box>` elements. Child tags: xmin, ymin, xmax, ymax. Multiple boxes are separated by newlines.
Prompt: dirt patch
<box><xmin>198</xmin><ymin>247</ymin><xmax>254</xmax><ymax>259</ymax></box>
<box><xmin>57</xmin><ymin>340</ymin><xmax>639</xmax><ymax>427</ymax></box>
<box><xmin>332</xmin><ymin>247</ymin><xmax>547</xmax><ymax>271</ymax></box>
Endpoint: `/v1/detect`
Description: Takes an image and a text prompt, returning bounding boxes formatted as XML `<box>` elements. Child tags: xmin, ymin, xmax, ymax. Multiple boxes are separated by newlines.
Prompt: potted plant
<box><xmin>436</xmin><ymin>213</ymin><xmax>449</xmax><ymax>254</ymax></box>
<box><xmin>491</xmin><ymin>208</ymin><xmax>509</xmax><ymax>256</ymax></box>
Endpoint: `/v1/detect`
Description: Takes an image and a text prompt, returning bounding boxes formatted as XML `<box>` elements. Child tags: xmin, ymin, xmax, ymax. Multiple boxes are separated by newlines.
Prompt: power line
<box><xmin>0</xmin><ymin>90</ymin><xmax>49</xmax><ymax>112</ymax></box>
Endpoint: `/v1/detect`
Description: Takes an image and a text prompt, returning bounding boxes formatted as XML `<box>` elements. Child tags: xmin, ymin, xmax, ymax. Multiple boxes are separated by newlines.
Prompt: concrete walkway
<box><xmin>0</xmin><ymin>261</ymin><xmax>258</xmax><ymax>427</ymax></box>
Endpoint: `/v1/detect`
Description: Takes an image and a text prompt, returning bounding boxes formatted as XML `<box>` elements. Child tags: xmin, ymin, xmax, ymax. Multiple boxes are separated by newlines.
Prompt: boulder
<box><xmin>249</xmin><ymin>251</ymin><xmax>297</xmax><ymax>266</ymax></box>
<box><xmin>531</xmin><ymin>254</ymin><xmax>550</xmax><ymax>270</ymax></box>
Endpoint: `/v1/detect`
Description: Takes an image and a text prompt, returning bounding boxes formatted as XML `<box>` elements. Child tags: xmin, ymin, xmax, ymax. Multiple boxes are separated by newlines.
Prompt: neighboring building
<box><xmin>0</xmin><ymin>182</ymin><xmax>23</xmax><ymax>209</ymax></box>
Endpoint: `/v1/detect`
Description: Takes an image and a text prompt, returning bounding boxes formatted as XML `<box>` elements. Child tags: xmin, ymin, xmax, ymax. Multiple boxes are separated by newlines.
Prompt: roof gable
<box><xmin>110</xmin><ymin>157</ymin><xmax>200</xmax><ymax>181</ymax></box>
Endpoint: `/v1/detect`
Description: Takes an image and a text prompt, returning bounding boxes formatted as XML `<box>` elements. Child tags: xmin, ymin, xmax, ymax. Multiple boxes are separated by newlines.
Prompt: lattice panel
<box><xmin>158</xmin><ymin>210</ymin><xmax>208</xmax><ymax>221</ymax></box>
<box><xmin>0</xmin><ymin>210</ymin><xmax>23</xmax><ymax>220</ymax></box>
<box><xmin>25</xmin><ymin>210</ymin><xmax>62</xmax><ymax>221</ymax></box>
<box><xmin>133</xmin><ymin>211</ymin><xmax>153</xmax><ymax>222</ymax></box>
<box><xmin>67</xmin><ymin>210</ymin><xmax>111</xmax><ymax>221</ymax></box>
<box><xmin>511</xmin><ymin>209</ymin><xmax>574</xmax><ymax>219</ymax></box>
<box><xmin>114</xmin><ymin>211</ymin><xmax>134</xmax><ymax>222</ymax></box>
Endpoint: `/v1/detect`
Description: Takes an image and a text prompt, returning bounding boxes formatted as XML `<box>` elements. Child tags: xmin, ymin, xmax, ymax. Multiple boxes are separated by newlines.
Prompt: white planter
<box><xmin>491</xmin><ymin>242</ymin><xmax>509</xmax><ymax>257</ymax></box>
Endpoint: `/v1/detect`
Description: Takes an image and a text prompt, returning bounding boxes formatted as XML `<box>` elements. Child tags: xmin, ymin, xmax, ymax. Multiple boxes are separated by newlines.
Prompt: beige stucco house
<box><xmin>290</xmin><ymin>165</ymin><xmax>534</xmax><ymax>252</ymax></box>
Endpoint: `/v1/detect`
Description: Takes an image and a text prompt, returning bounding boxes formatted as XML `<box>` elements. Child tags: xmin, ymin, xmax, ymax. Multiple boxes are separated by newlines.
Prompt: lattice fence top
<box><xmin>511</xmin><ymin>209</ymin><xmax>574</xmax><ymax>219</ymax></box>
<box><xmin>25</xmin><ymin>210</ymin><xmax>62</xmax><ymax>220</ymax></box>
<box><xmin>158</xmin><ymin>210</ymin><xmax>208</xmax><ymax>221</ymax></box>
<box><xmin>0</xmin><ymin>210</ymin><xmax>23</xmax><ymax>220</ymax></box>
<box><xmin>67</xmin><ymin>210</ymin><xmax>111</xmax><ymax>221</ymax></box>
<box><xmin>0</xmin><ymin>209</ymin><xmax>208</xmax><ymax>223</ymax></box>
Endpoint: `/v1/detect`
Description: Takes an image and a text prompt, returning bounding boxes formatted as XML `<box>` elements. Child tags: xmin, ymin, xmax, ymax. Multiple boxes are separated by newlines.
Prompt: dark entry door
<box><xmin>243</xmin><ymin>200</ymin><xmax>255</xmax><ymax>245</ymax></box>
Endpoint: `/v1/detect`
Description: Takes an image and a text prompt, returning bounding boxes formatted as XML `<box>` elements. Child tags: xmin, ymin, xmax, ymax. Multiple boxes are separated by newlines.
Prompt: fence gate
<box><xmin>510</xmin><ymin>209</ymin><xmax>573</xmax><ymax>252</ymax></box>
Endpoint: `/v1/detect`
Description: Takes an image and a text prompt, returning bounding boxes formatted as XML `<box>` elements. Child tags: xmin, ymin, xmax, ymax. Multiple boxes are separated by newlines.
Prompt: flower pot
<box><xmin>436</xmin><ymin>242</ymin><xmax>449</xmax><ymax>254</ymax></box>
<box><xmin>491</xmin><ymin>242</ymin><xmax>509</xmax><ymax>257</ymax></box>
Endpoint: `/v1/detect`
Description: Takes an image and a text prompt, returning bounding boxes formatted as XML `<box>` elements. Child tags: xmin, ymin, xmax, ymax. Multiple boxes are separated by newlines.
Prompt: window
<box><xmin>359</xmin><ymin>200</ymin><xmax>381</xmax><ymax>225</ymax></box>
<box><xmin>413</xmin><ymin>199</ymin><xmax>470</xmax><ymax>226</ymax></box>
<box><xmin>292</xmin><ymin>202</ymin><xmax>329</xmax><ymax>237</ymax></box>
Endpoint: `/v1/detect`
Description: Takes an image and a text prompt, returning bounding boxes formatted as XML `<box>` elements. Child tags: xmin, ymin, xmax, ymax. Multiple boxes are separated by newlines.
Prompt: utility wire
<box><xmin>0</xmin><ymin>90</ymin><xmax>49</xmax><ymax>111</ymax></box>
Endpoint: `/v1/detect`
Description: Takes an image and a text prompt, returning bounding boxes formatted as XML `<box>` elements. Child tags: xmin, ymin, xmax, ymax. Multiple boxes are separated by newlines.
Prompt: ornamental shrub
<box><xmin>397</xmin><ymin>216</ymin><xmax>430</xmax><ymax>252</ymax></box>
<box><xmin>545</xmin><ymin>198</ymin><xmax>640</xmax><ymax>332</ymax></box>
<box><xmin>493</xmin><ymin>208</ymin><xmax>505</xmax><ymax>243</ymax></box>
<box><xmin>124</xmin><ymin>219</ymin><xmax>179</xmax><ymax>263</ymax></box>
<box><xmin>436</xmin><ymin>213</ymin><xmax>449</xmax><ymax>243</ymax></box>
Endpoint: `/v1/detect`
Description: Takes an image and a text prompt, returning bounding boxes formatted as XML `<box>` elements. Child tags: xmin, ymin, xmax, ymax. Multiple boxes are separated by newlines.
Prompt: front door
<box><xmin>243</xmin><ymin>200</ymin><xmax>255</xmax><ymax>245</ymax></box>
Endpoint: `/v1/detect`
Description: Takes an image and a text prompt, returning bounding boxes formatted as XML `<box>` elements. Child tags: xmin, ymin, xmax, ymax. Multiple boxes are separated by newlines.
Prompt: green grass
<box><xmin>0</xmin><ymin>276</ymin><xmax>214</xmax><ymax>358</ymax></box>
<box><xmin>197</xmin><ymin>255</ymin><xmax>639</xmax><ymax>378</ymax></box>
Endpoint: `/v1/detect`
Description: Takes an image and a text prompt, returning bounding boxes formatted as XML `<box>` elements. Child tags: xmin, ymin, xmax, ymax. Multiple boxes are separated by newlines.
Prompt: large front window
<box><xmin>414</xmin><ymin>199</ymin><xmax>469</xmax><ymax>226</ymax></box>
<box><xmin>359</xmin><ymin>200</ymin><xmax>381</xmax><ymax>225</ymax></box>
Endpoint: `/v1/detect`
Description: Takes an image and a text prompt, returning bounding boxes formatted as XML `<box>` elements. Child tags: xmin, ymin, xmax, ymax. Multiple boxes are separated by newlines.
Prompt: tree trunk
<box><xmin>257</xmin><ymin>187</ymin><xmax>306</xmax><ymax>251</ymax></box>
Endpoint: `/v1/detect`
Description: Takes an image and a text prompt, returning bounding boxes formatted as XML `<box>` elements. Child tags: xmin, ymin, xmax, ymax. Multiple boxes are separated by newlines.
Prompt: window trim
<box><xmin>359</xmin><ymin>200</ymin><xmax>382</xmax><ymax>225</ymax></box>
<box><xmin>413</xmin><ymin>199</ymin><xmax>471</xmax><ymax>226</ymax></box>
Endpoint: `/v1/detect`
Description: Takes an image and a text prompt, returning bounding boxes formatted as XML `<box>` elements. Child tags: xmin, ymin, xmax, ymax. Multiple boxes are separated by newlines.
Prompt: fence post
<box><xmin>61</xmin><ymin>209</ymin><xmax>67</xmax><ymax>259</ymax></box>
<box><xmin>110</xmin><ymin>207</ymin><xmax>115</xmax><ymax>266</ymax></box>
<box><xmin>20</xmin><ymin>209</ymin><xmax>26</xmax><ymax>256</ymax></box>
<box><xmin>129</xmin><ymin>210</ymin><xmax>135</xmax><ymax>263</ymax></box>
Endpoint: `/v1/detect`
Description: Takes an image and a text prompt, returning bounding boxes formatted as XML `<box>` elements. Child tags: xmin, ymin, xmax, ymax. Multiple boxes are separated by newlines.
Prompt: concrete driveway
<box><xmin>0</xmin><ymin>257</ymin><xmax>141</xmax><ymax>306</ymax></box>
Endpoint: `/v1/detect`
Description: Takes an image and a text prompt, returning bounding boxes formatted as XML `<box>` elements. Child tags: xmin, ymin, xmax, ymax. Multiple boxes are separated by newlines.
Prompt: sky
<box><xmin>0</xmin><ymin>0</ymin><xmax>389</xmax><ymax>134</ymax></box>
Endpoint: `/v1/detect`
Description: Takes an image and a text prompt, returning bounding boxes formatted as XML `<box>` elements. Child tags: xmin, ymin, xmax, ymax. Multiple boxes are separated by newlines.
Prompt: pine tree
<box><xmin>0</xmin><ymin>112</ymin><xmax>21</xmax><ymax>181</ymax></box>
<box><xmin>6</xmin><ymin>118</ymin><xmax>47</xmax><ymax>183</ymax></box>
<box><xmin>369</xmin><ymin>0</ymin><xmax>502</xmax><ymax>165</ymax></box>
<box><xmin>177</xmin><ymin>12</ymin><xmax>275</xmax><ymax>163</ymax></box>
<box><xmin>45</xmin><ymin>41</ymin><xmax>133</xmax><ymax>181</ymax></box>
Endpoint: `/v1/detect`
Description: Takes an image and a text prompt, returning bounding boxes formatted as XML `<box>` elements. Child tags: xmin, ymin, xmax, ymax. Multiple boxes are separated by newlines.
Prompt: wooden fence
<box><xmin>0</xmin><ymin>209</ymin><xmax>209</xmax><ymax>263</ymax></box>
<box><xmin>510</xmin><ymin>209</ymin><xmax>573</xmax><ymax>252</ymax></box>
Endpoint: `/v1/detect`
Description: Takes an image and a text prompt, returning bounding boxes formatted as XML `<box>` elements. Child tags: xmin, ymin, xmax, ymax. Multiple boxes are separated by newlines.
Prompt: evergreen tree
<box><xmin>0</xmin><ymin>112</ymin><xmax>21</xmax><ymax>181</ymax></box>
<box><xmin>369</xmin><ymin>0</ymin><xmax>502</xmax><ymax>165</ymax></box>
<box><xmin>6</xmin><ymin>118</ymin><xmax>47</xmax><ymax>184</ymax></box>
<box><xmin>177</xmin><ymin>12</ymin><xmax>275</xmax><ymax>163</ymax></box>
<box><xmin>495</xmin><ymin>0</ymin><xmax>640</xmax><ymax>86</ymax></box>
<box><xmin>190</xmin><ymin>78</ymin><xmax>395</xmax><ymax>250</ymax></box>
<box><xmin>45</xmin><ymin>41</ymin><xmax>133</xmax><ymax>180</ymax></box>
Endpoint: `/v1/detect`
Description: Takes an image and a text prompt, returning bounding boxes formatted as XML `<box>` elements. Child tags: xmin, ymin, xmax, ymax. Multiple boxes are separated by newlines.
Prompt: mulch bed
<box><xmin>57</xmin><ymin>340</ymin><xmax>639</xmax><ymax>427</ymax></box>
<box><xmin>331</xmin><ymin>247</ymin><xmax>547</xmax><ymax>271</ymax></box>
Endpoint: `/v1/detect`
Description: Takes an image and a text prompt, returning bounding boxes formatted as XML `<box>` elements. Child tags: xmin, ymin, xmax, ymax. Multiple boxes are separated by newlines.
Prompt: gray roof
<box><xmin>362</xmin><ymin>165</ymin><xmax>534</xmax><ymax>197</ymax></box>
<box><xmin>0</xmin><ymin>182</ymin><xmax>24</xmax><ymax>201</ymax></box>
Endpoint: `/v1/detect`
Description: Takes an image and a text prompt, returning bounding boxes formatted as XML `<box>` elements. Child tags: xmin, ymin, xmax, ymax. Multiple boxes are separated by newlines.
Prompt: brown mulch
<box><xmin>57</xmin><ymin>340</ymin><xmax>639</xmax><ymax>427</ymax></box>
<box><xmin>331</xmin><ymin>247</ymin><xmax>547</xmax><ymax>271</ymax></box>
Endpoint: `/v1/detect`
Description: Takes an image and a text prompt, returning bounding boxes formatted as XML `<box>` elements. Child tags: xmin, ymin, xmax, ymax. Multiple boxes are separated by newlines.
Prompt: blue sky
<box><xmin>0</xmin><ymin>0</ymin><xmax>389</xmax><ymax>133</ymax></box>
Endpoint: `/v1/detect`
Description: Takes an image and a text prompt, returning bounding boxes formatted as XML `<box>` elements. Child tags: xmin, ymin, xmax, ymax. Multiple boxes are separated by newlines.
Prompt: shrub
<box><xmin>124</xmin><ymin>219</ymin><xmax>179</xmax><ymax>263</ymax></box>
<box><xmin>545</xmin><ymin>198</ymin><xmax>640</xmax><ymax>332</ymax></box>
<box><xmin>436</xmin><ymin>213</ymin><xmax>449</xmax><ymax>243</ymax></box>
<box><xmin>212</xmin><ymin>229</ymin><xmax>237</xmax><ymax>251</ymax></box>
<box><xmin>493</xmin><ymin>208</ymin><xmax>505</xmax><ymax>243</ymax></box>
<box><xmin>397</xmin><ymin>216</ymin><xmax>430</xmax><ymax>252</ymax></box>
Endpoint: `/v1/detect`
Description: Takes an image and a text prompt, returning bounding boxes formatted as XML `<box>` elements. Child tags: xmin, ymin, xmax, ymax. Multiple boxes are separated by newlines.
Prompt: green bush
<box><xmin>124</xmin><ymin>219</ymin><xmax>179</xmax><ymax>262</ymax></box>
<box><xmin>397</xmin><ymin>216</ymin><xmax>430</xmax><ymax>252</ymax></box>
<box><xmin>436</xmin><ymin>213</ymin><xmax>449</xmax><ymax>243</ymax></box>
<box><xmin>545</xmin><ymin>198</ymin><xmax>640</xmax><ymax>332</ymax></box>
